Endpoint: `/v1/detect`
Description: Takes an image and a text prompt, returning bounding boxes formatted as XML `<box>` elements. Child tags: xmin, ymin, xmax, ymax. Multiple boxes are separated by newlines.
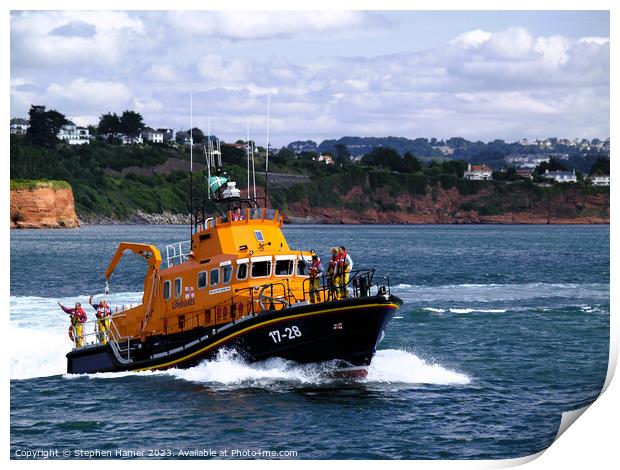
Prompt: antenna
<box><xmin>206</xmin><ymin>117</ymin><xmax>211</xmax><ymax>200</ymax></box>
<box><xmin>265</xmin><ymin>94</ymin><xmax>270</xmax><ymax>206</ymax></box>
<box><xmin>189</xmin><ymin>93</ymin><xmax>193</xmax><ymax>244</ymax></box>
<box><xmin>251</xmin><ymin>131</ymin><xmax>257</xmax><ymax>200</ymax></box>
<box><xmin>246</xmin><ymin>120</ymin><xmax>250</xmax><ymax>199</ymax></box>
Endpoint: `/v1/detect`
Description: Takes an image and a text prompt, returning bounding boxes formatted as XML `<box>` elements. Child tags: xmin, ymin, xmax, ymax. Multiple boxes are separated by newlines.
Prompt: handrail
<box><xmin>301</xmin><ymin>268</ymin><xmax>376</xmax><ymax>302</ymax></box>
<box><xmin>166</xmin><ymin>240</ymin><xmax>191</xmax><ymax>268</ymax></box>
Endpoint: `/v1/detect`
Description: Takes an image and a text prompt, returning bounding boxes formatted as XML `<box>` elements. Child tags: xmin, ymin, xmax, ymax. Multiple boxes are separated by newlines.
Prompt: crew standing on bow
<box><xmin>89</xmin><ymin>295</ymin><xmax>111</xmax><ymax>344</ymax></box>
<box><xmin>327</xmin><ymin>247</ymin><xmax>339</xmax><ymax>301</ymax></box>
<box><xmin>58</xmin><ymin>301</ymin><xmax>88</xmax><ymax>347</ymax></box>
<box><xmin>308</xmin><ymin>253</ymin><xmax>324</xmax><ymax>304</ymax></box>
<box><xmin>337</xmin><ymin>246</ymin><xmax>353</xmax><ymax>299</ymax></box>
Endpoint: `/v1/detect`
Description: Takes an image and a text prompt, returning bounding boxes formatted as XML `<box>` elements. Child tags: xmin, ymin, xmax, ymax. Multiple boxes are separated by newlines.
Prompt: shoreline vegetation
<box><xmin>10</xmin><ymin>133</ymin><xmax>609</xmax><ymax>228</ymax></box>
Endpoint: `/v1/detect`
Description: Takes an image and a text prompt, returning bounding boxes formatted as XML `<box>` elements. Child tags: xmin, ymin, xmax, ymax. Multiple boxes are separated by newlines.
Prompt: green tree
<box><xmin>589</xmin><ymin>157</ymin><xmax>610</xmax><ymax>175</ymax></box>
<box><xmin>535</xmin><ymin>157</ymin><xmax>568</xmax><ymax>175</ymax></box>
<box><xmin>119</xmin><ymin>110</ymin><xmax>144</xmax><ymax>138</ymax></box>
<box><xmin>190</xmin><ymin>127</ymin><xmax>205</xmax><ymax>144</ymax></box>
<box><xmin>361</xmin><ymin>147</ymin><xmax>402</xmax><ymax>170</ymax></box>
<box><xmin>98</xmin><ymin>112</ymin><xmax>121</xmax><ymax>135</ymax></box>
<box><xmin>27</xmin><ymin>105</ymin><xmax>66</xmax><ymax>148</ymax></box>
<box><xmin>334</xmin><ymin>143</ymin><xmax>351</xmax><ymax>165</ymax></box>
<box><xmin>440</xmin><ymin>159</ymin><xmax>467</xmax><ymax>177</ymax></box>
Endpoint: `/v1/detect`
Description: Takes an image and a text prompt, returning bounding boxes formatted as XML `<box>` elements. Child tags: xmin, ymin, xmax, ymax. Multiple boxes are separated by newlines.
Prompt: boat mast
<box><xmin>246</xmin><ymin>120</ymin><xmax>250</xmax><ymax>199</ymax></box>
<box><xmin>207</xmin><ymin>117</ymin><xmax>211</xmax><ymax>200</ymax></box>
<box><xmin>189</xmin><ymin>93</ymin><xmax>194</xmax><ymax>245</ymax></box>
<box><xmin>265</xmin><ymin>94</ymin><xmax>270</xmax><ymax>206</ymax></box>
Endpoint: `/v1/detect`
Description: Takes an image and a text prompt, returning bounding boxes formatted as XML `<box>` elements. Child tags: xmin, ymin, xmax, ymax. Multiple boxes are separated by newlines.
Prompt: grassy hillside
<box><xmin>9</xmin><ymin>135</ymin><xmax>609</xmax><ymax>221</ymax></box>
<box><xmin>10</xmin><ymin>179</ymin><xmax>72</xmax><ymax>191</ymax></box>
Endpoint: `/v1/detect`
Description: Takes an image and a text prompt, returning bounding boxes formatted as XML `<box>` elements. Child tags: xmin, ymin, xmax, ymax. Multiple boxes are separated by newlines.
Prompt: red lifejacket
<box><xmin>96</xmin><ymin>305</ymin><xmax>111</xmax><ymax>319</ymax></box>
<box><xmin>336</xmin><ymin>252</ymin><xmax>346</xmax><ymax>272</ymax></box>
<box><xmin>328</xmin><ymin>255</ymin><xmax>338</xmax><ymax>274</ymax></box>
<box><xmin>74</xmin><ymin>308</ymin><xmax>87</xmax><ymax>323</ymax></box>
<box><xmin>309</xmin><ymin>258</ymin><xmax>321</xmax><ymax>278</ymax></box>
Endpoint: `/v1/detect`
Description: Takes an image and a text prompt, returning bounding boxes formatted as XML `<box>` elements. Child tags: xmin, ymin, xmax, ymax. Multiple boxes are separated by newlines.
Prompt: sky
<box><xmin>10</xmin><ymin>10</ymin><xmax>610</xmax><ymax>147</ymax></box>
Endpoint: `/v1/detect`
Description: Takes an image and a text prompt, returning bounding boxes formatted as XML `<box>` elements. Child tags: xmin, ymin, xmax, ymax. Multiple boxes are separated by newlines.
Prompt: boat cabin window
<box><xmin>197</xmin><ymin>271</ymin><xmax>207</xmax><ymax>289</ymax></box>
<box><xmin>265</xmin><ymin>209</ymin><xmax>276</xmax><ymax>220</ymax></box>
<box><xmin>174</xmin><ymin>278</ymin><xmax>182</xmax><ymax>298</ymax></box>
<box><xmin>163</xmin><ymin>280</ymin><xmax>171</xmax><ymax>300</ymax></box>
<box><xmin>210</xmin><ymin>268</ymin><xmax>220</xmax><ymax>287</ymax></box>
<box><xmin>222</xmin><ymin>265</ymin><xmax>232</xmax><ymax>284</ymax></box>
<box><xmin>275</xmin><ymin>259</ymin><xmax>294</xmax><ymax>276</ymax></box>
<box><xmin>297</xmin><ymin>258</ymin><xmax>310</xmax><ymax>276</ymax></box>
<box><xmin>250</xmin><ymin>208</ymin><xmax>262</xmax><ymax>220</ymax></box>
<box><xmin>237</xmin><ymin>262</ymin><xmax>248</xmax><ymax>280</ymax></box>
<box><xmin>251</xmin><ymin>260</ymin><xmax>271</xmax><ymax>278</ymax></box>
<box><xmin>254</xmin><ymin>230</ymin><xmax>265</xmax><ymax>243</ymax></box>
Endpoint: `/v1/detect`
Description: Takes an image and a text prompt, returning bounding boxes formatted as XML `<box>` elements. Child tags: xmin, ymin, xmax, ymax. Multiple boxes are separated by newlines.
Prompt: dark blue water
<box><xmin>10</xmin><ymin>225</ymin><xmax>609</xmax><ymax>459</ymax></box>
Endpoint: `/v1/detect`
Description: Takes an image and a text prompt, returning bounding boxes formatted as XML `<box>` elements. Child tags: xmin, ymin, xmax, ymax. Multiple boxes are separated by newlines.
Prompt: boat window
<box><xmin>254</xmin><ymin>230</ymin><xmax>265</xmax><ymax>243</ymax></box>
<box><xmin>251</xmin><ymin>261</ymin><xmax>271</xmax><ymax>278</ymax></box>
<box><xmin>275</xmin><ymin>259</ymin><xmax>294</xmax><ymax>276</ymax></box>
<box><xmin>250</xmin><ymin>208</ymin><xmax>262</xmax><ymax>220</ymax></box>
<box><xmin>237</xmin><ymin>262</ymin><xmax>248</xmax><ymax>280</ymax></box>
<box><xmin>163</xmin><ymin>280</ymin><xmax>171</xmax><ymax>300</ymax></box>
<box><xmin>297</xmin><ymin>258</ymin><xmax>311</xmax><ymax>276</ymax></box>
<box><xmin>210</xmin><ymin>268</ymin><xmax>220</xmax><ymax>287</ymax></box>
<box><xmin>265</xmin><ymin>209</ymin><xmax>276</xmax><ymax>220</ymax></box>
<box><xmin>197</xmin><ymin>271</ymin><xmax>207</xmax><ymax>289</ymax></box>
<box><xmin>222</xmin><ymin>265</ymin><xmax>232</xmax><ymax>284</ymax></box>
<box><xmin>174</xmin><ymin>278</ymin><xmax>182</xmax><ymax>298</ymax></box>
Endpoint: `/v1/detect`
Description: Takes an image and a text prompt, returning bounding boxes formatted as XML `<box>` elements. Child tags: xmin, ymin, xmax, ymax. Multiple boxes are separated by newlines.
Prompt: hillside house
<box><xmin>142</xmin><ymin>129</ymin><xmax>164</xmax><ymax>143</ymax></box>
<box><xmin>588</xmin><ymin>174</ymin><xmax>610</xmax><ymax>186</ymax></box>
<box><xmin>541</xmin><ymin>169</ymin><xmax>577</xmax><ymax>184</ymax></box>
<box><xmin>10</xmin><ymin>118</ymin><xmax>29</xmax><ymax>134</ymax></box>
<box><xmin>58</xmin><ymin>121</ymin><xmax>90</xmax><ymax>145</ymax></box>
<box><xmin>463</xmin><ymin>163</ymin><xmax>492</xmax><ymax>181</ymax></box>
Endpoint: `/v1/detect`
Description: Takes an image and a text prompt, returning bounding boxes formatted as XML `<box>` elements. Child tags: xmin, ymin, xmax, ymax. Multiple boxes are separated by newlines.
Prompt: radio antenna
<box><xmin>189</xmin><ymin>93</ymin><xmax>193</xmax><ymax>244</ymax></box>
<box><xmin>265</xmin><ymin>94</ymin><xmax>270</xmax><ymax>206</ymax></box>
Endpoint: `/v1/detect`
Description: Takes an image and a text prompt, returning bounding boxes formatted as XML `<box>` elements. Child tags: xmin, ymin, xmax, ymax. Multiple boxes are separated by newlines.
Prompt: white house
<box><xmin>463</xmin><ymin>163</ymin><xmax>493</xmax><ymax>181</ymax></box>
<box><xmin>57</xmin><ymin>121</ymin><xmax>90</xmax><ymax>145</ymax></box>
<box><xmin>142</xmin><ymin>129</ymin><xmax>164</xmax><ymax>143</ymax></box>
<box><xmin>120</xmin><ymin>134</ymin><xmax>143</xmax><ymax>145</ymax></box>
<box><xmin>541</xmin><ymin>169</ymin><xmax>577</xmax><ymax>184</ymax></box>
<box><xmin>10</xmin><ymin>118</ymin><xmax>29</xmax><ymax>134</ymax></box>
<box><xmin>315</xmin><ymin>154</ymin><xmax>334</xmax><ymax>165</ymax></box>
<box><xmin>589</xmin><ymin>175</ymin><xmax>610</xmax><ymax>186</ymax></box>
<box><xmin>157</xmin><ymin>128</ymin><xmax>176</xmax><ymax>142</ymax></box>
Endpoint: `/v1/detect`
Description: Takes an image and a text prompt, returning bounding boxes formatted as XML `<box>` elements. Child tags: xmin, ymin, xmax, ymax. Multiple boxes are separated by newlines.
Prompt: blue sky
<box><xmin>10</xmin><ymin>10</ymin><xmax>610</xmax><ymax>146</ymax></box>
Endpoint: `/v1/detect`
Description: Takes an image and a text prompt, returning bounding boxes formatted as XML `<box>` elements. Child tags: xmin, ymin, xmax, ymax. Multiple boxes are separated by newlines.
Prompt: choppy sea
<box><xmin>10</xmin><ymin>224</ymin><xmax>609</xmax><ymax>459</ymax></box>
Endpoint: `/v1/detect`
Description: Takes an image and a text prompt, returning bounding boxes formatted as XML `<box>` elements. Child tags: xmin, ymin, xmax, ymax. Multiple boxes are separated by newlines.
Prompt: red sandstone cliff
<box><xmin>284</xmin><ymin>185</ymin><xmax>609</xmax><ymax>225</ymax></box>
<box><xmin>10</xmin><ymin>184</ymin><xmax>81</xmax><ymax>229</ymax></box>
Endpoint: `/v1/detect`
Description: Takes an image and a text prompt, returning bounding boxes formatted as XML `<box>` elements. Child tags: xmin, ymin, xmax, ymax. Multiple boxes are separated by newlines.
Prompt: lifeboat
<box><xmin>66</xmin><ymin>142</ymin><xmax>402</xmax><ymax>377</ymax></box>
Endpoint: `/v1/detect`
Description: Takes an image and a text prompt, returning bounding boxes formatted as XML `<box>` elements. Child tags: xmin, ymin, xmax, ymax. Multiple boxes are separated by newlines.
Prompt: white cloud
<box><xmin>578</xmin><ymin>37</ymin><xmax>609</xmax><ymax>45</ymax></box>
<box><xmin>535</xmin><ymin>35</ymin><xmax>571</xmax><ymax>67</ymax></box>
<box><xmin>47</xmin><ymin>78</ymin><xmax>132</xmax><ymax>109</ymax></box>
<box><xmin>168</xmin><ymin>11</ymin><xmax>389</xmax><ymax>41</ymax></box>
<box><xmin>149</xmin><ymin>64</ymin><xmax>177</xmax><ymax>82</ymax></box>
<box><xmin>450</xmin><ymin>29</ymin><xmax>492</xmax><ymax>49</ymax></box>
<box><xmin>11</xmin><ymin>11</ymin><xmax>145</xmax><ymax>67</ymax></box>
<box><xmin>484</xmin><ymin>27</ymin><xmax>535</xmax><ymax>60</ymax></box>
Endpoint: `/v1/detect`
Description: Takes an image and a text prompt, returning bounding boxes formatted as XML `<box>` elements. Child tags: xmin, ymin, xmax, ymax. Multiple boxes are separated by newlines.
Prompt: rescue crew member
<box><xmin>327</xmin><ymin>247</ymin><xmax>339</xmax><ymax>301</ymax></box>
<box><xmin>58</xmin><ymin>301</ymin><xmax>87</xmax><ymax>347</ymax></box>
<box><xmin>89</xmin><ymin>295</ymin><xmax>111</xmax><ymax>344</ymax></box>
<box><xmin>337</xmin><ymin>246</ymin><xmax>353</xmax><ymax>299</ymax></box>
<box><xmin>308</xmin><ymin>254</ymin><xmax>323</xmax><ymax>304</ymax></box>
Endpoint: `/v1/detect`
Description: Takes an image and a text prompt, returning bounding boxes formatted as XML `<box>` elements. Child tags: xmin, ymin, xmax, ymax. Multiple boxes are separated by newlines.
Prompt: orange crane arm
<box><xmin>105</xmin><ymin>242</ymin><xmax>162</xmax><ymax>280</ymax></box>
